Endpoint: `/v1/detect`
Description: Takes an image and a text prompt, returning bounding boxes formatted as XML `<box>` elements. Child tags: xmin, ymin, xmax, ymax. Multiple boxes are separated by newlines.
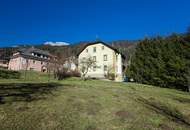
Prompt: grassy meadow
<box><xmin>0</xmin><ymin>71</ymin><xmax>190</xmax><ymax>130</ymax></box>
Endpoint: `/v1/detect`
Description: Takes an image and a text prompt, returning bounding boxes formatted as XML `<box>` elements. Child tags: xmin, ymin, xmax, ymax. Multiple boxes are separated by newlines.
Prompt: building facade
<box><xmin>63</xmin><ymin>56</ymin><xmax>77</xmax><ymax>71</ymax></box>
<box><xmin>8</xmin><ymin>47</ymin><xmax>55</xmax><ymax>72</ymax></box>
<box><xmin>78</xmin><ymin>41</ymin><xmax>125</xmax><ymax>82</ymax></box>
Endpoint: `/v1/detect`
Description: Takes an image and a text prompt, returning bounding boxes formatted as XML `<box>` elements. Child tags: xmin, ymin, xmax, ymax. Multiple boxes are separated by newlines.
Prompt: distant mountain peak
<box><xmin>44</xmin><ymin>41</ymin><xmax>70</xmax><ymax>46</ymax></box>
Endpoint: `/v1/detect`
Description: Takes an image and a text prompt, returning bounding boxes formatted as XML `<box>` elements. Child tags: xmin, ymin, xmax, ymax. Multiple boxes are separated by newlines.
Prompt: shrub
<box><xmin>56</xmin><ymin>68</ymin><xmax>69</xmax><ymax>80</ymax></box>
<box><xmin>56</xmin><ymin>68</ymin><xmax>80</xmax><ymax>80</ymax></box>
<box><xmin>0</xmin><ymin>69</ymin><xmax>21</xmax><ymax>79</ymax></box>
<box><xmin>69</xmin><ymin>70</ymin><xmax>81</xmax><ymax>77</ymax></box>
<box><xmin>106</xmin><ymin>73</ymin><xmax>115</xmax><ymax>80</ymax></box>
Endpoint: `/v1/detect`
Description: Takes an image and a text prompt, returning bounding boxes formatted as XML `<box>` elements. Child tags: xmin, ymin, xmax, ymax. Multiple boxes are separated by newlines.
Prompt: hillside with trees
<box><xmin>126</xmin><ymin>30</ymin><xmax>190</xmax><ymax>91</ymax></box>
<box><xmin>0</xmin><ymin>40</ymin><xmax>136</xmax><ymax>61</ymax></box>
<box><xmin>0</xmin><ymin>29</ymin><xmax>189</xmax><ymax>91</ymax></box>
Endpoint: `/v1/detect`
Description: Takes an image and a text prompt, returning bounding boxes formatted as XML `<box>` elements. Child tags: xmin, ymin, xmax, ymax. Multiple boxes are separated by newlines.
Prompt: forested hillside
<box><xmin>0</xmin><ymin>30</ymin><xmax>189</xmax><ymax>91</ymax></box>
<box><xmin>126</xmin><ymin>31</ymin><xmax>190</xmax><ymax>91</ymax></box>
<box><xmin>0</xmin><ymin>40</ymin><xmax>136</xmax><ymax>61</ymax></box>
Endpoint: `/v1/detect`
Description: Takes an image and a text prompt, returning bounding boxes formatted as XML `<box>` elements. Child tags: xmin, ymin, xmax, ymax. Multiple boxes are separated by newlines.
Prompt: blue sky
<box><xmin>0</xmin><ymin>0</ymin><xmax>190</xmax><ymax>47</ymax></box>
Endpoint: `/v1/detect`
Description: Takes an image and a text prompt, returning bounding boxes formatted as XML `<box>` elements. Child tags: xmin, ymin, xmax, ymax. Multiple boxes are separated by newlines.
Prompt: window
<box><xmin>104</xmin><ymin>65</ymin><xmax>108</xmax><ymax>71</ymax></box>
<box><xmin>103</xmin><ymin>55</ymin><xmax>108</xmax><ymax>61</ymax></box>
<box><xmin>93</xmin><ymin>47</ymin><xmax>96</xmax><ymax>53</ymax></box>
<box><xmin>93</xmin><ymin>66</ymin><xmax>96</xmax><ymax>71</ymax></box>
<box><xmin>93</xmin><ymin>56</ymin><xmax>96</xmax><ymax>61</ymax></box>
<box><xmin>41</xmin><ymin>61</ymin><xmax>43</xmax><ymax>65</ymax></box>
<box><xmin>102</xmin><ymin>46</ymin><xmax>104</xmax><ymax>50</ymax></box>
<box><xmin>22</xmin><ymin>59</ymin><xmax>26</xmax><ymax>64</ymax></box>
<box><xmin>116</xmin><ymin>55</ymin><xmax>118</xmax><ymax>62</ymax></box>
<box><xmin>33</xmin><ymin>60</ymin><xmax>35</xmax><ymax>64</ymax></box>
<box><xmin>86</xmin><ymin>49</ymin><xmax>88</xmax><ymax>53</ymax></box>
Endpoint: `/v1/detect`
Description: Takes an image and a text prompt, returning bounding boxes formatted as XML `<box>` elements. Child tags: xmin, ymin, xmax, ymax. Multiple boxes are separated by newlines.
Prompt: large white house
<box><xmin>77</xmin><ymin>41</ymin><xmax>126</xmax><ymax>82</ymax></box>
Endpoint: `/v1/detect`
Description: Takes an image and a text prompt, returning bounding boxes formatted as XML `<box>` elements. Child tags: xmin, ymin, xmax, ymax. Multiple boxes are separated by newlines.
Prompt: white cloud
<box><xmin>11</xmin><ymin>45</ymin><xmax>19</xmax><ymax>47</ymax></box>
<box><xmin>44</xmin><ymin>41</ymin><xmax>70</xmax><ymax>46</ymax></box>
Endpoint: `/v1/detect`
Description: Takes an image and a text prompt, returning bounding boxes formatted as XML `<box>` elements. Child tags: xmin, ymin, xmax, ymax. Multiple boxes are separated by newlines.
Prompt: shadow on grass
<box><xmin>136</xmin><ymin>96</ymin><xmax>190</xmax><ymax>127</ymax></box>
<box><xmin>0</xmin><ymin>83</ymin><xmax>62</xmax><ymax>104</ymax></box>
<box><xmin>172</xmin><ymin>96</ymin><xmax>190</xmax><ymax>104</ymax></box>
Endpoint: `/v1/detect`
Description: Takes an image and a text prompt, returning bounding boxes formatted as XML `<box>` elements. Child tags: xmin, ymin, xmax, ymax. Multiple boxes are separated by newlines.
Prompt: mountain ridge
<box><xmin>0</xmin><ymin>40</ymin><xmax>137</xmax><ymax>61</ymax></box>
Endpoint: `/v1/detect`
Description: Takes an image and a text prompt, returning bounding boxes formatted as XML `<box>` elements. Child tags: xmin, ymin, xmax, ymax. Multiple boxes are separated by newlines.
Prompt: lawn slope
<box><xmin>0</xmin><ymin>72</ymin><xmax>190</xmax><ymax>130</ymax></box>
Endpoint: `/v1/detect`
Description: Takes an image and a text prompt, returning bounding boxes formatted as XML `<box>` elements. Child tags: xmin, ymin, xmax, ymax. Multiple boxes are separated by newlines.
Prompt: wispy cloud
<box><xmin>44</xmin><ymin>41</ymin><xmax>70</xmax><ymax>46</ymax></box>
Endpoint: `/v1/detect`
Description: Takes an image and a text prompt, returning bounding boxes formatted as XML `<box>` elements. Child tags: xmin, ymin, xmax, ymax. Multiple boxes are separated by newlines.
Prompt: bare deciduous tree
<box><xmin>104</xmin><ymin>65</ymin><xmax>115</xmax><ymax>80</ymax></box>
<box><xmin>79</xmin><ymin>56</ymin><xmax>96</xmax><ymax>80</ymax></box>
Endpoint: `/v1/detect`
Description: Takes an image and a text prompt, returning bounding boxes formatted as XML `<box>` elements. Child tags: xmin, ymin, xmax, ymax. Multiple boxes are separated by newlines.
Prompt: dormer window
<box><xmin>86</xmin><ymin>49</ymin><xmax>88</xmax><ymax>53</ymax></box>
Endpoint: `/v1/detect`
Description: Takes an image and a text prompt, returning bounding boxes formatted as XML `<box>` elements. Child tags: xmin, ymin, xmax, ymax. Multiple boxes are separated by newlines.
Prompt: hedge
<box><xmin>0</xmin><ymin>69</ymin><xmax>21</xmax><ymax>79</ymax></box>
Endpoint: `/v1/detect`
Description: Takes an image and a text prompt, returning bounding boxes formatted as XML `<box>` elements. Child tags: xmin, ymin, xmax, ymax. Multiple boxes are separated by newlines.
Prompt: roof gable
<box><xmin>18</xmin><ymin>47</ymin><xmax>51</xmax><ymax>56</ymax></box>
<box><xmin>10</xmin><ymin>47</ymin><xmax>55</xmax><ymax>62</ymax></box>
<box><xmin>77</xmin><ymin>41</ymin><xmax>125</xmax><ymax>59</ymax></box>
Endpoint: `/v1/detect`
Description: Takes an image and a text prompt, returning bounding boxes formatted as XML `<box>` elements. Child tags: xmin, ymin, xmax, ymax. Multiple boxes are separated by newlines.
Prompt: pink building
<box><xmin>8</xmin><ymin>47</ymin><xmax>56</xmax><ymax>72</ymax></box>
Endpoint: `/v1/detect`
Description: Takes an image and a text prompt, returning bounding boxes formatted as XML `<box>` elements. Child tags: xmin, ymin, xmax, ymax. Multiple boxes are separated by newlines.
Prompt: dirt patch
<box><xmin>115</xmin><ymin>110</ymin><xmax>130</xmax><ymax>119</ymax></box>
<box><xmin>159</xmin><ymin>124</ymin><xmax>172</xmax><ymax>130</ymax></box>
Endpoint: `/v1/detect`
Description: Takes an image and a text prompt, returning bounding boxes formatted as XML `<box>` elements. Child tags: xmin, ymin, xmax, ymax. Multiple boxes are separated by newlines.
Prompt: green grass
<box><xmin>0</xmin><ymin>71</ymin><xmax>190</xmax><ymax>130</ymax></box>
